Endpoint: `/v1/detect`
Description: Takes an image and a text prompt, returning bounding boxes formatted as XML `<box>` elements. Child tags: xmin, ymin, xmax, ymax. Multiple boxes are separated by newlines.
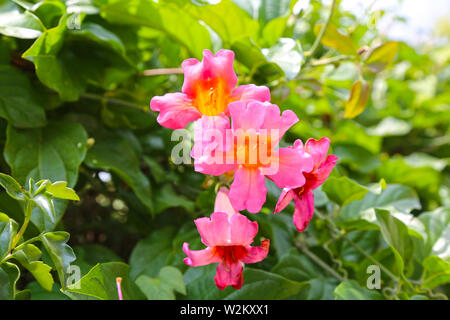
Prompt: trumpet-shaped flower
<box><xmin>150</xmin><ymin>49</ymin><xmax>270</xmax><ymax>129</ymax></box>
<box><xmin>192</xmin><ymin>100</ymin><xmax>314</xmax><ymax>213</ymax></box>
<box><xmin>274</xmin><ymin>137</ymin><xmax>338</xmax><ymax>232</ymax></box>
<box><xmin>183</xmin><ymin>188</ymin><xmax>269</xmax><ymax>290</ymax></box>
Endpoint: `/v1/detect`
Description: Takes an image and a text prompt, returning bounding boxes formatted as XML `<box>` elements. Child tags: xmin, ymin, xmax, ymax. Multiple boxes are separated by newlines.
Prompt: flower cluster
<box><xmin>150</xmin><ymin>49</ymin><xmax>337</xmax><ymax>290</ymax></box>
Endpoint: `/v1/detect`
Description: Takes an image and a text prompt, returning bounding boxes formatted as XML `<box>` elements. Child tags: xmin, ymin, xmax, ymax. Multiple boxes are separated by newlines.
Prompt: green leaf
<box><xmin>0</xmin><ymin>1</ymin><xmax>44</xmax><ymax>39</ymax></box>
<box><xmin>258</xmin><ymin>0</ymin><xmax>291</xmax><ymax>22</ymax></box>
<box><xmin>262</xmin><ymin>38</ymin><xmax>303</xmax><ymax>80</ymax></box>
<box><xmin>39</xmin><ymin>232</ymin><xmax>76</xmax><ymax>290</ymax></box>
<box><xmin>26</xmin><ymin>281</ymin><xmax>68</xmax><ymax>300</ymax></box>
<box><xmin>365</xmin><ymin>41</ymin><xmax>399</xmax><ymax>72</ymax></box>
<box><xmin>64</xmin><ymin>262</ymin><xmax>145</xmax><ymax>300</ymax></box>
<box><xmin>0</xmin><ymin>173</ymin><xmax>26</xmax><ymax>201</ymax></box>
<box><xmin>69</xmin><ymin>22</ymin><xmax>125</xmax><ymax>55</ymax></box>
<box><xmin>0</xmin><ymin>65</ymin><xmax>47</xmax><ymax>128</ymax></box>
<box><xmin>415</xmin><ymin>208</ymin><xmax>450</xmax><ymax>260</ymax></box>
<box><xmin>322</xmin><ymin>176</ymin><xmax>369</xmax><ymax>207</ymax></box>
<box><xmin>84</xmin><ymin>129</ymin><xmax>153</xmax><ymax>213</ymax></box>
<box><xmin>375</xmin><ymin>209</ymin><xmax>414</xmax><ymax>275</ymax></box>
<box><xmin>314</xmin><ymin>24</ymin><xmax>356</xmax><ymax>55</ymax></box>
<box><xmin>23</xmin><ymin>15</ymin><xmax>85</xmax><ymax>101</ymax></box>
<box><xmin>0</xmin><ymin>213</ymin><xmax>18</xmax><ymax>261</ymax></box>
<box><xmin>73</xmin><ymin>244</ymin><xmax>123</xmax><ymax>276</ymax></box>
<box><xmin>136</xmin><ymin>266</ymin><xmax>186</xmax><ymax>300</ymax></box>
<box><xmin>421</xmin><ymin>255</ymin><xmax>450</xmax><ymax>289</ymax></box>
<box><xmin>184</xmin><ymin>0</ymin><xmax>258</xmax><ymax>45</ymax></box>
<box><xmin>0</xmin><ymin>262</ymin><xmax>20</xmax><ymax>300</ymax></box>
<box><xmin>344</xmin><ymin>80</ymin><xmax>370</xmax><ymax>119</ymax></box>
<box><xmin>184</xmin><ymin>264</ymin><xmax>308</xmax><ymax>299</ymax></box>
<box><xmin>32</xmin><ymin>192</ymin><xmax>57</xmax><ymax>224</ymax></box>
<box><xmin>339</xmin><ymin>184</ymin><xmax>421</xmax><ymax>222</ymax></box>
<box><xmin>155</xmin><ymin>184</ymin><xmax>194</xmax><ymax>214</ymax></box>
<box><xmin>5</xmin><ymin>121</ymin><xmax>88</xmax><ymax>188</ymax></box>
<box><xmin>271</xmin><ymin>249</ymin><xmax>339</xmax><ymax>299</ymax></box>
<box><xmin>334</xmin><ymin>280</ymin><xmax>383</xmax><ymax>300</ymax></box>
<box><xmin>100</xmin><ymin>0</ymin><xmax>212</xmax><ymax>58</ymax></box>
<box><xmin>4</xmin><ymin>121</ymin><xmax>87</xmax><ymax>230</ymax></box>
<box><xmin>45</xmin><ymin>181</ymin><xmax>79</xmax><ymax>201</ymax></box>
<box><xmin>12</xmin><ymin>244</ymin><xmax>54</xmax><ymax>292</ymax></box>
<box><xmin>261</xmin><ymin>16</ymin><xmax>288</xmax><ymax>47</ymax></box>
<box><xmin>129</xmin><ymin>227</ymin><xmax>176</xmax><ymax>280</ymax></box>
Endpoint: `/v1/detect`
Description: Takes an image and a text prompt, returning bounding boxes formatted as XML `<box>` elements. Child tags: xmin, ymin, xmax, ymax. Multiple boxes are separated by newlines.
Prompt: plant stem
<box><xmin>296</xmin><ymin>239</ymin><xmax>346</xmax><ymax>282</ymax></box>
<box><xmin>9</xmin><ymin>201</ymin><xmax>33</xmax><ymax>252</ymax></box>
<box><xmin>341</xmin><ymin>233</ymin><xmax>399</xmax><ymax>283</ymax></box>
<box><xmin>80</xmin><ymin>92</ymin><xmax>153</xmax><ymax>114</ymax></box>
<box><xmin>141</xmin><ymin>68</ymin><xmax>183</xmax><ymax>76</ymax></box>
<box><xmin>310</xmin><ymin>55</ymin><xmax>354</xmax><ymax>66</ymax></box>
<box><xmin>304</xmin><ymin>0</ymin><xmax>337</xmax><ymax>65</ymax></box>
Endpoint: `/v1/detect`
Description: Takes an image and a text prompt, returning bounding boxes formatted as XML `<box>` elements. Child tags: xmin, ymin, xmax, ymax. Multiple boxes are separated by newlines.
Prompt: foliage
<box><xmin>0</xmin><ymin>0</ymin><xmax>449</xmax><ymax>300</ymax></box>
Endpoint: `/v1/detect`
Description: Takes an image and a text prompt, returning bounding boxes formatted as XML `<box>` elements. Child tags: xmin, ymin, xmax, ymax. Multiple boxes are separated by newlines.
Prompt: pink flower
<box><xmin>150</xmin><ymin>49</ymin><xmax>270</xmax><ymax>129</ymax></box>
<box><xmin>183</xmin><ymin>187</ymin><xmax>270</xmax><ymax>290</ymax></box>
<box><xmin>274</xmin><ymin>137</ymin><xmax>338</xmax><ymax>232</ymax></box>
<box><xmin>193</xmin><ymin>100</ymin><xmax>314</xmax><ymax>213</ymax></box>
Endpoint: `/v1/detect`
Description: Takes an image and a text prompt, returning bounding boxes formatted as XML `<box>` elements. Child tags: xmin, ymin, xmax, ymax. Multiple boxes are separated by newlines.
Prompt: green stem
<box><xmin>80</xmin><ymin>93</ymin><xmax>154</xmax><ymax>115</ymax></box>
<box><xmin>310</xmin><ymin>55</ymin><xmax>354</xmax><ymax>66</ymax></box>
<box><xmin>9</xmin><ymin>201</ymin><xmax>33</xmax><ymax>252</ymax></box>
<box><xmin>341</xmin><ymin>233</ymin><xmax>399</xmax><ymax>283</ymax></box>
<box><xmin>296</xmin><ymin>238</ymin><xmax>346</xmax><ymax>282</ymax></box>
<box><xmin>304</xmin><ymin>0</ymin><xmax>337</xmax><ymax>65</ymax></box>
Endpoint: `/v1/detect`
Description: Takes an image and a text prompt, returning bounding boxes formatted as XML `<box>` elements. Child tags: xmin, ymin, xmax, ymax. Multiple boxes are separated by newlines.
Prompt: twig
<box><xmin>142</xmin><ymin>68</ymin><xmax>183</xmax><ymax>76</ymax></box>
<box><xmin>304</xmin><ymin>0</ymin><xmax>338</xmax><ymax>65</ymax></box>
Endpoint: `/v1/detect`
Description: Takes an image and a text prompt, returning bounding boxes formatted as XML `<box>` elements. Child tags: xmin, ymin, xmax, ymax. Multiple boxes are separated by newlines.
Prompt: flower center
<box><xmin>193</xmin><ymin>79</ymin><xmax>230</xmax><ymax>116</ymax></box>
<box><xmin>212</xmin><ymin>245</ymin><xmax>247</xmax><ymax>265</ymax></box>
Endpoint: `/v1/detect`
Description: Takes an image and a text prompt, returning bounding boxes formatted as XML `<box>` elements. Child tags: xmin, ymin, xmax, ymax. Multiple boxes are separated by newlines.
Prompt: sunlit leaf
<box><xmin>344</xmin><ymin>80</ymin><xmax>370</xmax><ymax>119</ymax></box>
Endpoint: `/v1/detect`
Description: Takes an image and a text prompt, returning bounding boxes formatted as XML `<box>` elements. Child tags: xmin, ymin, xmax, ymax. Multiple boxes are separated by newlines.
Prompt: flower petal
<box><xmin>194</xmin><ymin>212</ymin><xmax>231</xmax><ymax>247</ymax></box>
<box><xmin>183</xmin><ymin>243</ymin><xmax>221</xmax><ymax>267</ymax></box>
<box><xmin>229</xmin><ymin>167</ymin><xmax>267</xmax><ymax>213</ymax></box>
<box><xmin>266</xmin><ymin>146</ymin><xmax>313</xmax><ymax>188</ymax></box>
<box><xmin>214</xmin><ymin>187</ymin><xmax>239</xmax><ymax>217</ymax></box>
<box><xmin>261</xmin><ymin>103</ymin><xmax>299</xmax><ymax>142</ymax></box>
<box><xmin>305</xmin><ymin>137</ymin><xmax>331</xmax><ymax>168</ymax></box>
<box><xmin>274</xmin><ymin>188</ymin><xmax>295</xmax><ymax>214</ymax></box>
<box><xmin>214</xmin><ymin>262</ymin><xmax>244</xmax><ymax>290</ymax></box>
<box><xmin>182</xmin><ymin>49</ymin><xmax>237</xmax><ymax>97</ymax></box>
<box><xmin>150</xmin><ymin>92</ymin><xmax>201</xmax><ymax>129</ymax></box>
<box><xmin>241</xmin><ymin>239</ymin><xmax>270</xmax><ymax>264</ymax></box>
<box><xmin>229</xmin><ymin>213</ymin><xmax>258</xmax><ymax>246</ymax></box>
<box><xmin>228</xmin><ymin>100</ymin><xmax>266</xmax><ymax>131</ymax></box>
<box><xmin>231</xmin><ymin>84</ymin><xmax>271</xmax><ymax>103</ymax></box>
<box><xmin>293</xmin><ymin>191</ymin><xmax>315</xmax><ymax>232</ymax></box>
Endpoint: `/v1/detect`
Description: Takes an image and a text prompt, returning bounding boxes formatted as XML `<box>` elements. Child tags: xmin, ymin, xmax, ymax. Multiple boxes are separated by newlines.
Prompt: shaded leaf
<box><xmin>39</xmin><ymin>232</ymin><xmax>76</xmax><ymax>290</ymax></box>
<box><xmin>0</xmin><ymin>65</ymin><xmax>47</xmax><ymax>128</ymax></box>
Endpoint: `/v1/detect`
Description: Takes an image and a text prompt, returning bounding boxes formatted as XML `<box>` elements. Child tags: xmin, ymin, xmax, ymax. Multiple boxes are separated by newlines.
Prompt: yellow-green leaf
<box><xmin>46</xmin><ymin>181</ymin><xmax>79</xmax><ymax>201</ymax></box>
<box><xmin>314</xmin><ymin>24</ymin><xmax>356</xmax><ymax>55</ymax></box>
<box><xmin>365</xmin><ymin>41</ymin><xmax>399</xmax><ymax>72</ymax></box>
<box><xmin>345</xmin><ymin>80</ymin><xmax>370</xmax><ymax>119</ymax></box>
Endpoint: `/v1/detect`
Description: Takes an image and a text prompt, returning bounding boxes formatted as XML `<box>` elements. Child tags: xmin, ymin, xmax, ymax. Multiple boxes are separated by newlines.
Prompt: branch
<box><xmin>141</xmin><ymin>68</ymin><xmax>183</xmax><ymax>76</ymax></box>
<box><xmin>303</xmin><ymin>0</ymin><xmax>337</xmax><ymax>65</ymax></box>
